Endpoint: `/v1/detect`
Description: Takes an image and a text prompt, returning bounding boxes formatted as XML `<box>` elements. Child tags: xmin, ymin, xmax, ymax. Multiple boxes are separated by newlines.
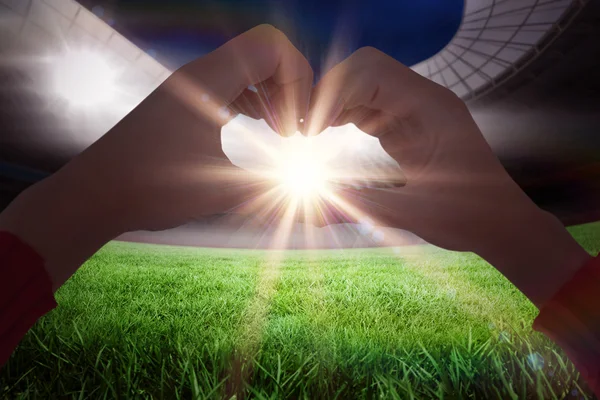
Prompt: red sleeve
<box><xmin>533</xmin><ymin>255</ymin><xmax>600</xmax><ymax>397</ymax></box>
<box><xmin>0</xmin><ymin>231</ymin><xmax>57</xmax><ymax>366</ymax></box>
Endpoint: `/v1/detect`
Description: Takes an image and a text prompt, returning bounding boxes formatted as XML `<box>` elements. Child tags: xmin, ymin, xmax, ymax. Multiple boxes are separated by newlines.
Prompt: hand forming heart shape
<box><xmin>203</xmin><ymin>27</ymin><xmax>538</xmax><ymax>256</ymax></box>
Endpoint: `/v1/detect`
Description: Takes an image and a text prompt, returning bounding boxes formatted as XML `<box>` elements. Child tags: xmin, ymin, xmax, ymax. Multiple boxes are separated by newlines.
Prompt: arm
<box><xmin>0</xmin><ymin>232</ymin><xmax>56</xmax><ymax>366</ymax></box>
<box><xmin>307</xmin><ymin>46</ymin><xmax>597</xmax><ymax>394</ymax></box>
<box><xmin>533</xmin><ymin>255</ymin><xmax>600</xmax><ymax>395</ymax></box>
<box><xmin>0</xmin><ymin>24</ymin><xmax>313</xmax><ymax>364</ymax></box>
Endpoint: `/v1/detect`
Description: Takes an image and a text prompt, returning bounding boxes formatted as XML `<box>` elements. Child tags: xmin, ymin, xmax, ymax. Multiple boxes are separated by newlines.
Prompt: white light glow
<box><xmin>222</xmin><ymin>117</ymin><xmax>405</xmax><ymax>205</ymax></box>
<box><xmin>279</xmin><ymin>157</ymin><xmax>328</xmax><ymax>198</ymax></box>
<box><xmin>51</xmin><ymin>50</ymin><xmax>119</xmax><ymax>108</ymax></box>
<box><xmin>275</xmin><ymin>133</ymin><xmax>331</xmax><ymax>199</ymax></box>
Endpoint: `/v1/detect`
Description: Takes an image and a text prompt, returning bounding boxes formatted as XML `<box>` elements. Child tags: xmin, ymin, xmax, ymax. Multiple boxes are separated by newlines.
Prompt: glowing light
<box><xmin>274</xmin><ymin>134</ymin><xmax>330</xmax><ymax>199</ymax></box>
<box><xmin>218</xmin><ymin>106</ymin><xmax>231</xmax><ymax>119</ymax></box>
<box><xmin>220</xmin><ymin>117</ymin><xmax>405</xmax><ymax>239</ymax></box>
<box><xmin>280</xmin><ymin>159</ymin><xmax>327</xmax><ymax>198</ymax></box>
<box><xmin>51</xmin><ymin>50</ymin><xmax>119</xmax><ymax>108</ymax></box>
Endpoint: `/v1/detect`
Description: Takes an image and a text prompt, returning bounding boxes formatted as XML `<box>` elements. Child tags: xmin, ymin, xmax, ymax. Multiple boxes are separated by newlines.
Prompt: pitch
<box><xmin>2</xmin><ymin>223</ymin><xmax>599</xmax><ymax>399</ymax></box>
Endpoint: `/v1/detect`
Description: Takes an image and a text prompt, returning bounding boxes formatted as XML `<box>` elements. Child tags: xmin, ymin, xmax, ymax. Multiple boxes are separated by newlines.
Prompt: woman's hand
<box><xmin>308</xmin><ymin>46</ymin><xmax>591</xmax><ymax>307</ymax></box>
<box><xmin>60</xmin><ymin>24</ymin><xmax>313</xmax><ymax>233</ymax></box>
<box><xmin>0</xmin><ymin>24</ymin><xmax>313</xmax><ymax>290</ymax></box>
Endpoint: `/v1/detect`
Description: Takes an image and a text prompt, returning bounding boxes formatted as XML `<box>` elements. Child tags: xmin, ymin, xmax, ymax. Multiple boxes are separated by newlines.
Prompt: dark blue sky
<box><xmin>79</xmin><ymin>0</ymin><xmax>464</xmax><ymax>76</ymax></box>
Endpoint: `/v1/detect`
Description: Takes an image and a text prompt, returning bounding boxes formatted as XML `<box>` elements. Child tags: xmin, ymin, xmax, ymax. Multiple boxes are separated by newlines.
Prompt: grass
<box><xmin>2</xmin><ymin>222</ymin><xmax>600</xmax><ymax>399</ymax></box>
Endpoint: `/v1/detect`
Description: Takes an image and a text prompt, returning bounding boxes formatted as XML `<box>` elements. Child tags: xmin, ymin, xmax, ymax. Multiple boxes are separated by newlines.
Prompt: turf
<box><xmin>2</xmin><ymin>222</ymin><xmax>600</xmax><ymax>399</ymax></box>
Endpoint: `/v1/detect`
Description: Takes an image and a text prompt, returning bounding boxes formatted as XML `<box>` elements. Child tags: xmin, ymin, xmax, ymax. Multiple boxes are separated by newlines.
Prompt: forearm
<box><xmin>0</xmin><ymin>175</ymin><xmax>120</xmax><ymax>291</ymax></box>
<box><xmin>475</xmin><ymin>205</ymin><xmax>591</xmax><ymax>309</ymax></box>
<box><xmin>0</xmin><ymin>231</ymin><xmax>57</xmax><ymax>366</ymax></box>
<box><xmin>464</xmin><ymin>202</ymin><xmax>600</xmax><ymax>395</ymax></box>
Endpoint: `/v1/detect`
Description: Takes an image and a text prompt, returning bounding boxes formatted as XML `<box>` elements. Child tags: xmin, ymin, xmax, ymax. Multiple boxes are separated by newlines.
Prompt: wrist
<box><xmin>476</xmin><ymin>204</ymin><xmax>591</xmax><ymax>308</ymax></box>
<box><xmin>0</xmin><ymin>175</ymin><xmax>121</xmax><ymax>291</ymax></box>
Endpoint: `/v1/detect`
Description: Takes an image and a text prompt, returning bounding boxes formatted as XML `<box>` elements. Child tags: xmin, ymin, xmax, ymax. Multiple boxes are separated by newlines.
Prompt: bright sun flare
<box><xmin>279</xmin><ymin>158</ymin><xmax>328</xmax><ymax>198</ymax></box>
<box><xmin>222</xmin><ymin>117</ymin><xmax>403</xmax><ymax>235</ymax></box>
<box><xmin>273</xmin><ymin>133</ymin><xmax>332</xmax><ymax>200</ymax></box>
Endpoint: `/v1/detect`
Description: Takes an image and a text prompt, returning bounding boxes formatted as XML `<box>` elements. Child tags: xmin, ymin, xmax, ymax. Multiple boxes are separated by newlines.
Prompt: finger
<box><xmin>196</xmin><ymin>166</ymin><xmax>276</xmax><ymax>216</ymax></box>
<box><xmin>329</xmin><ymin>186</ymin><xmax>420</xmax><ymax>232</ymax></box>
<box><xmin>253</xmin><ymin>78</ymin><xmax>287</xmax><ymax>135</ymax></box>
<box><xmin>305</xmin><ymin>84</ymin><xmax>345</xmax><ymax>137</ymax></box>
<box><xmin>187</xmin><ymin>24</ymin><xmax>313</xmax><ymax>136</ymax></box>
<box><xmin>229</xmin><ymin>80</ymin><xmax>287</xmax><ymax>135</ymax></box>
<box><xmin>229</xmin><ymin>88</ymin><xmax>263</xmax><ymax>120</ymax></box>
<box><xmin>307</xmin><ymin>46</ymin><xmax>432</xmax><ymax>137</ymax></box>
<box><xmin>331</xmin><ymin>106</ymin><xmax>395</xmax><ymax>138</ymax></box>
<box><xmin>269</xmin><ymin>78</ymin><xmax>305</xmax><ymax>136</ymax></box>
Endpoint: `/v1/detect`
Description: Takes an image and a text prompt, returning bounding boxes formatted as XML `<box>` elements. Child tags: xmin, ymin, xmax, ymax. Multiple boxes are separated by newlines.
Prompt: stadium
<box><xmin>1</xmin><ymin>0</ymin><xmax>599</xmax><ymax>398</ymax></box>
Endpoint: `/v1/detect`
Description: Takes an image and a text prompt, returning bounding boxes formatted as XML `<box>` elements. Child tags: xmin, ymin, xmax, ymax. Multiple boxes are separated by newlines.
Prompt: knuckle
<box><xmin>355</xmin><ymin>46</ymin><xmax>382</xmax><ymax>58</ymax></box>
<box><xmin>352</xmin><ymin>46</ymin><xmax>399</xmax><ymax>72</ymax></box>
<box><xmin>424</xmin><ymin>83</ymin><xmax>469</xmax><ymax>114</ymax></box>
<box><xmin>253</xmin><ymin>24</ymin><xmax>286</xmax><ymax>39</ymax></box>
<box><xmin>357</xmin><ymin>46</ymin><xmax>378</xmax><ymax>54</ymax></box>
<box><xmin>441</xmin><ymin>87</ymin><xmax>467</xmax><ymax>107</ymax></box>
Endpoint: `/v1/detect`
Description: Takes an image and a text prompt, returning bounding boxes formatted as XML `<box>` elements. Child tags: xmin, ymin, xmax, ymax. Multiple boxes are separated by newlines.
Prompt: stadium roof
<box><xmin>0</xmin><ymin>0</ymin><xmax>172</xmax><ymax>167</ymax></box>
<box><xmin>0</xmin><ymin>0</ymin><xmax>171</xmax><ymax>109</ymax></box>
<box><xmin>411</xmin><ymin>0</ymin><xmax>588</xmax><ymax>101</ymax></box>
<box><xmin>0</xmin><ymin>0</ymin><xmax>587</xmax><ymax>116</ymax></box>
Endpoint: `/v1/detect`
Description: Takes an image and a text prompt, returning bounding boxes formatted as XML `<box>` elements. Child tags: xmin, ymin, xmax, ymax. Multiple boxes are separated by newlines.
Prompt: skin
<box><xmin>0</xmin><ymin>28</ymin><xmax>591</xmax><ymax>308</ymax></box>
<box><xmin>0</xmin><ymin>25</ymin><xmax>314</xmax><ymax>290</ymax></box>
<box><xmin>307</xmin><ymin>46</ymin><xmax>592</xmax><ymax>307</ymax></box>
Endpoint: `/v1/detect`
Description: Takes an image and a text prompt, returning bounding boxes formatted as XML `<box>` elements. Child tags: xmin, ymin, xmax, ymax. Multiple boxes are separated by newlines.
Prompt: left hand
<box><xmin>0</xmin><ymin>24</ymin><xmax>313</xmax><ymax>289</ymax></box>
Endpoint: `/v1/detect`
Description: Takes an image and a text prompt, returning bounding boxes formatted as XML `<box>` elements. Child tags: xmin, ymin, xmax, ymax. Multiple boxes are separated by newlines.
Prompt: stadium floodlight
<box><xmin>50</xmin><ymin>49</ymin><xmax>119</xmax><ymax>108</ymax></box>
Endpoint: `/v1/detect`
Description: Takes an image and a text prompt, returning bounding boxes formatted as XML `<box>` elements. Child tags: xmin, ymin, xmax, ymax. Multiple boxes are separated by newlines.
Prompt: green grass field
<box><xmin>2</xmin><ymin>223</ymin><xmax>600</xmax><ymax>399</ymax></box>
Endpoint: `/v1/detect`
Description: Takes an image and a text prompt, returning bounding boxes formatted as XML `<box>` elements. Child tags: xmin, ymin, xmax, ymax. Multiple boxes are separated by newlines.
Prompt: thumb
<box><xmin>329</xmin><ymin>186</ymin><xmax>423</xmax><ymax>233</ymax></box>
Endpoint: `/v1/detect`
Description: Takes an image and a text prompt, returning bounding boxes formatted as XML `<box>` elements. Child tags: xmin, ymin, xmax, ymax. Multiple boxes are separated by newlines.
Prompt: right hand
<box><xmin>307</xmin><ymin>47</ymin><xmax>590</xmax><ymax>306</ymax></box>
<box><xmin>307</xmin><ymin>46</ymin><xmax>536</xmax><ymax>252</ymax></box>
